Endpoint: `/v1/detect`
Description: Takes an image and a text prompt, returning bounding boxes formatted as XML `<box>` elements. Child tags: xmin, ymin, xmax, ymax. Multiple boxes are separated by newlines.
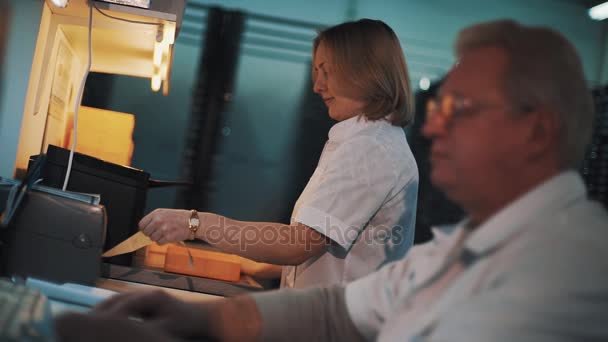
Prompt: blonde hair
<box><xmin>313</xmin><ymin>19</ymin><xmax>414</xmax><ymax>127</ymax></box>
<box><xmin>456</xmin><ymin>20</ymin><xmax>594</xmax><ymax>169</ymax></box>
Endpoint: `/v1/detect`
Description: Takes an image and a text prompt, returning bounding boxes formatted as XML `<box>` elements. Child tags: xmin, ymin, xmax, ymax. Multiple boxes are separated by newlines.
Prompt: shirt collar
<box><xmin>464</xmin><ymin>170</ymin><xmax>587</xmax><ymax>256</ymax></box>
<box><xmin>327</xmin><ymin>115</ymin><xmax>388</xmax><ymax>143</ymax></box>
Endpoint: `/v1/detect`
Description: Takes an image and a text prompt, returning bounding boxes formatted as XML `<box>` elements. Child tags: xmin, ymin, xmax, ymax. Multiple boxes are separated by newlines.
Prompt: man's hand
<box><xmin>91</xmin><ymin>290</ymin><xmax>214</xmax><ymax>338</ymax></box>
<box><xmin>56</xmin><ymin>290</ymin><xmax>219</xmax><ymax>341</ymax></box>
<box><xmin>55</xmin><ymin>311</ymin><xmax>180</xmax><ymax>342</ymax></box>
<box><xmin>55</xmin><ymin>290</ymin><xmax>262</xmax><ymax>342</ymax></box>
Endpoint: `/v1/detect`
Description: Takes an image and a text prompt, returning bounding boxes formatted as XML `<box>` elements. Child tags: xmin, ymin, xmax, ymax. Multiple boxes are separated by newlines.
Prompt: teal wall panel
<box><xmin>0</xmin><ymin>1</ymin><xmax>43</xmax><ymax>177</ymax></box>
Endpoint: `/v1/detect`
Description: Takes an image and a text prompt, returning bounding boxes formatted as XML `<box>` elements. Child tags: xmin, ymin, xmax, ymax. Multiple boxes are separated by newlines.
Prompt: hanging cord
<box><xmin>62</xmin><ymin>1</ymin><xmax>163</xmax><ymax>191</ymax></box>
<box><xmin>92</xmin><ymin>1</ymin><xmax>162</xmax><ymax>26</ymax></box>
<box><xmin>62</xmin><ymin>1</ymin><xmax>93</xmax><ymax>191</ymax></box>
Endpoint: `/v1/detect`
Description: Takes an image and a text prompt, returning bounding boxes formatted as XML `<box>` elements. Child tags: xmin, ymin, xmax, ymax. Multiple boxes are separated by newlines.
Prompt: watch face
<box><xmin>190</xmin><ymin>217</ymin><xmax>200</xmax><ymax>226</ymax></box>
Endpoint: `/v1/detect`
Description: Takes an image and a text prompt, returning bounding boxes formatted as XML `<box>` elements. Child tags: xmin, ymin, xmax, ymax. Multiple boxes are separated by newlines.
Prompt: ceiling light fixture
<box><xmin>419</xmin><ymin>77</ymin><xmax>431</xmax><ymax>91</ymax></box>
<box><xmin>589</xmin><ymin>1</ymin><xmax>608</xmax><ymax>21</ymax></box>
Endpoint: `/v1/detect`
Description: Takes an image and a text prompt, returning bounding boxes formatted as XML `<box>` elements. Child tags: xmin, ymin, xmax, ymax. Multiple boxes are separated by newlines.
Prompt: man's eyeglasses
<box><xmin>425</xmin><ymin>94</ymin><xmax>519</xmax><ymax>127</ymax></box>
<box><xmin>425</xmin><ymin>94</ymin><xmax>474</xmax><ymax>125</ymax></box>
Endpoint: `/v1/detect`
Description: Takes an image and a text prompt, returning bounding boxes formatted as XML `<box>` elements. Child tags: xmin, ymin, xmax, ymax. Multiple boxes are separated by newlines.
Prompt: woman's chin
<box><xmin>328</xmin><ymin>110</ymin><xmax>341</xmax><ymax>121</ymax></box>
<box><xmin>328</xmin><ymin>111</ymin><xmax>358</xmax><ymax>122</ymax></box>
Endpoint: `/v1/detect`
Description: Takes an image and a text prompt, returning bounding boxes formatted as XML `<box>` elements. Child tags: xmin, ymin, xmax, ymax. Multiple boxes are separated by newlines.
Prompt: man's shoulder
<box><xmin>502</xmin><ymin>198</ymin><xmax>608</xmax><ymax>283</ymax></box>
<box><xmin>532</xmin><ymin>198</ymin><xmax>608</xmax><ymax>243</ymax></box>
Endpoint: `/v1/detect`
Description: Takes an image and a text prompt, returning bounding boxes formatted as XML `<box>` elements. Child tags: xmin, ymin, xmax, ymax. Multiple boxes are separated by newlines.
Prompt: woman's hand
<box><xmin>138</xmin><ymin>208</ymin><xmax>195</xmax><ymax>244</ymax></box>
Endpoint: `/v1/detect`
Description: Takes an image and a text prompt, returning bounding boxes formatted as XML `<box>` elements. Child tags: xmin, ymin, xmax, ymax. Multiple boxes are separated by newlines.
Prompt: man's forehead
<box><xmin>439</xmin><ymin>47</ymin><xmax>508</xmax><ymax>97</ymax></box>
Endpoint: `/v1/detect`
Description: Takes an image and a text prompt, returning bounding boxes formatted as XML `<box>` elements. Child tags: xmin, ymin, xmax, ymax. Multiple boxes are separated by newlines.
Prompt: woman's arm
<box><xmin>198</xmin><ymin>213</ymin><xmax>330</xmax><ymax>265</ymax></box>
<box><xmin>138</xmin><ymin>208</ymin><xmax>330</xmax><ymax>265</ymax></box>
<box><xmin>239</xmin><ymin>258</ymin><xmax>283</xmax><ymax>278</ymax></box>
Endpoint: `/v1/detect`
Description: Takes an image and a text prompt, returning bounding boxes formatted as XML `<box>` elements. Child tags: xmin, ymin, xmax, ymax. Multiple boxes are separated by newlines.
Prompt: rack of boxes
<box><xmin>581</xmin><ymin>85</ymin><xmax>608</xmax><ymax>208</ymax></box>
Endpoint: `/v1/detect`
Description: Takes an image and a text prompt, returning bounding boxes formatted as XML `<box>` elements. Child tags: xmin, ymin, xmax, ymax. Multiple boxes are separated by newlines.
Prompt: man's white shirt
<box><xmin>346</xmin><ymin>171</ymin><xmax>608</xmax><ymax>341</ymax></box>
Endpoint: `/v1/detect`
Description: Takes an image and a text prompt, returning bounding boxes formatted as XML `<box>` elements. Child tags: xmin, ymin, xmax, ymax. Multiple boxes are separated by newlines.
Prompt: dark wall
<box><xmin>409</xmin><ymin>82</ymin><xmax>464</xmax><ymax>244</ymax></box>
<box><xmin>177</xmin><ymin>6</ymin><xmax>328</xmax><ymax>224</ymax></box>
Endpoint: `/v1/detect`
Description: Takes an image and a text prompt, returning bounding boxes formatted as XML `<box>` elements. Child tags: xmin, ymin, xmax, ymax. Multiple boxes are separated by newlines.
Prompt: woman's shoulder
<box><xmin>340</xmin><ymin>129</ymin><xmax>415</xmax><ymax>168</ymax></box>
<box><xmin>351</xmin><ymin>119</ymin><xmax>406</xmax><ymax>143</ymax></box>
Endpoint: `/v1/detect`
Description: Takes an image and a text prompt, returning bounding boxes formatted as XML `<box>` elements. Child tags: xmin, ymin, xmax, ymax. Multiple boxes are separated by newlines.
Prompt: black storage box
<box><xmin>34</xmin><ymin>145</ymin><xmax>150</xmax><ymax>266</ymax></box>
<box><xmin>0</xmin><ymin>183</ymin><xmax>107</xmax><ymax>285</ymax></box>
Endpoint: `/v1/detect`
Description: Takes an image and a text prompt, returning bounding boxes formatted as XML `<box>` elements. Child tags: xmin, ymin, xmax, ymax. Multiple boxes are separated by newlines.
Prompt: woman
<box><xmin>140</xmin><ymin>19</ymin><xmax>419</xmax><ymax>288</ymax></box>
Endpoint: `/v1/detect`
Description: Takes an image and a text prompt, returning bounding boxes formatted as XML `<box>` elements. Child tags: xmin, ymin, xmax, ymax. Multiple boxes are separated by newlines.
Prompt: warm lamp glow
<box><xmin>67</xmin><ymin>106</ymin><xmax>135</xmax><ymax>166</ymax></box>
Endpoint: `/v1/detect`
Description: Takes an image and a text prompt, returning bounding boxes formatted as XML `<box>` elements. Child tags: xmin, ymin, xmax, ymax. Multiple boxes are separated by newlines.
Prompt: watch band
<box><xmin>188</xmin><ymin>209</ymin><xmax>199</xmax><ymax>240</ymax></box>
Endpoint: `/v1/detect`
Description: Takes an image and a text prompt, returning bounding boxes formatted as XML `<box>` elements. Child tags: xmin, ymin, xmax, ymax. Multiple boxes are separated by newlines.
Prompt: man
<box><xmin>56</xmin><ymin>19</ymin><xmax>608</xmax><ymax>342</ymax></box>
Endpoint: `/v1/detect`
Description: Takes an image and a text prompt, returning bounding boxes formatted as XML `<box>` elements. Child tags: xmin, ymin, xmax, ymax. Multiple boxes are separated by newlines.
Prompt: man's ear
<box><xmin>524</xmin><ymin>107</ymin><xmax>560</xmax><ymax>162</ymax></box>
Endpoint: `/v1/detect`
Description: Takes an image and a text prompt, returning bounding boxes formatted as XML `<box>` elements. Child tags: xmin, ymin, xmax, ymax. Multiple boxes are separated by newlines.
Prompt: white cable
<box><xmin>62</xmin><ymin>1</ymin><xmax>93</xmax><ymax>191</ymax></box>
<box><xmin>92</xmin><ymin>1</ymin><xmax>162</xmax><ymax>26</ymax></box>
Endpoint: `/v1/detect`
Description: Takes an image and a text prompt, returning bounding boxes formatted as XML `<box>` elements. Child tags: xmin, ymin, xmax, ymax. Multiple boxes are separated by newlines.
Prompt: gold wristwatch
<box><xmin>187</xmin><ymin>209</ymin><xmax>200</xmax><ymax>241</ymax></box>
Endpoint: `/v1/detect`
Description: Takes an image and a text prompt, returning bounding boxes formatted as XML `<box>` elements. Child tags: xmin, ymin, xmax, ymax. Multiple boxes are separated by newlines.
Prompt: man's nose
<box><xmin>422</xmin><ymin>112</ymin><xmax>449</xmax><ymax>139</ymax></box>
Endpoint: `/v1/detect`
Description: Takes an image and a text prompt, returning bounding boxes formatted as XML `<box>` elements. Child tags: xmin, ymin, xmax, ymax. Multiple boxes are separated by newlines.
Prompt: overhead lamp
<box><xmin>153</xmin><ymin>42</ymin><xmax>164</xmax><ymax>67</ymax></box>
<box><xmin>50</xmin><ymin>0</ymin><xmax>69</xmax><ymax>8</ymax></box>
<box><xmin>589</xmin><ymin>1</ymin><xmax>608</xmax><ymax>21</ymax></box>
<box><xmin>151</xmin><ymin>23</ymin><xmax>175</xmax><ymax>92</ymax></box>
<box><xmin>151</xmin><ymin>73</ymin><xmax>162</xmax><ymax>92</ymax></box>
<box><xmin>419</xmin><ymin>77</ymin><xmax>431</xmax><ymax>91</ymax></box>
<box><xmin>163</xmin><ymin>22</ymin><xmax>176</xmax><ymax>45</ymax></box>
